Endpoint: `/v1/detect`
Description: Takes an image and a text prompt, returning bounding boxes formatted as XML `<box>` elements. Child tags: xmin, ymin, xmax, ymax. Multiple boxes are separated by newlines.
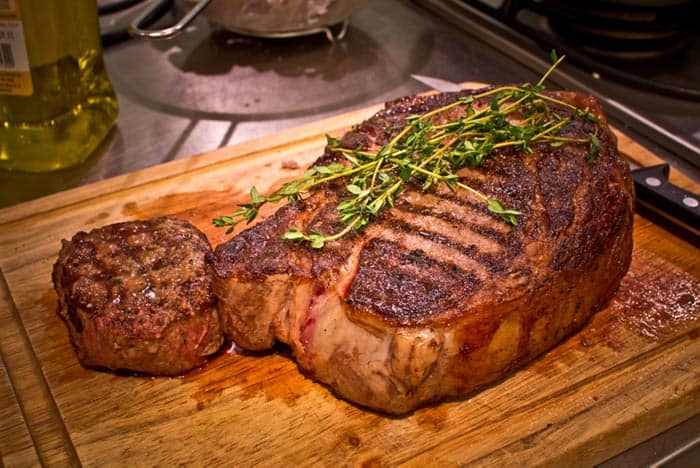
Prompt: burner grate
<box><xmin>455</xmin><ymin>0</ymin><xmax>700</xmax><ymax>100</ymax></box>
<box><xmin>538</xmin><ymin>0</ymin><xmax>693</xmax><ymax>60</ymax></box>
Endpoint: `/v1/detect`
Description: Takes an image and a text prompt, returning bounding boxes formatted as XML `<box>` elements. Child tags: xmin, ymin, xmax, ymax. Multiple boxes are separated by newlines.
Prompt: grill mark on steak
<box><xmin>399</xmin><ymin>189</ymin><xmax>519</xmax><ymax>260</ymax></box>
<box><xmin>394</xmin><ymin>196</ymin><xmax>516</xmax><ymax>250</ymax></box>
<box><xmin>387</xmin><ymin>185</ymin><xmax>527</xmax><ymax>279</ymax></box>
<box><xmin>345</xmin><ymin>238</ymin><xmax>480</xmax><ymax>325</ymax></box>
<box><xmin>388</xmin><ymin>217</ymin><xmax>480</xmax><ymax>258</ymax></box>
<box><xmin>368</xmin><ymin>224</ymin><xmax>493</xmax><ymax>284</ymax></box>
<box><xmin>392</xmin><ymin>195</ymin><xmax>518</xmax><ymax>252</ymax></box>
<box><xmin>385</xmin><ymin>217</ymin><xmax>517</xmax><ymax>276</ymax></box>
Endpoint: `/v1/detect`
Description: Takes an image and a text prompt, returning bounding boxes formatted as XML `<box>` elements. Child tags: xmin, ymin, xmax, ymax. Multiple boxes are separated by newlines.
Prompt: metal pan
<box><xmin>129</xmin><ymin>0</ymin><xmax>367</xmax><ymax>41</ymax></box>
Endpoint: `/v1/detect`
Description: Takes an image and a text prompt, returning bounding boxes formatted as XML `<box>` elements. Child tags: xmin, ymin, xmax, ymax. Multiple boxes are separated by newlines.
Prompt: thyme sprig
<box><xmin>213</xmin><ymin>55</ymin><xmax>600</xmax><ymax>249</ymax></box>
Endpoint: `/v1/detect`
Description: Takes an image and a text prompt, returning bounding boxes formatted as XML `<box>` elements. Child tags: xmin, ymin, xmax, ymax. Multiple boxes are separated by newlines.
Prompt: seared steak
<box><xmin>53</xmin><ymin>217</ymin><xmax>222</xmax><ymax>376</ymax></box>
<box><xmin>212</xmin><ymin>89</ymin><xmax>634</xmax><ymax>414</ymax></box>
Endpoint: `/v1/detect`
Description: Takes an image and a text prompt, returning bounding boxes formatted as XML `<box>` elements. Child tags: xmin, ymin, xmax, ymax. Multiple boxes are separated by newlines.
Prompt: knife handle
<box><xmin>632</xmin><ymin>164</ymin><xmax>700</xmax><ymax>234</ymax></box>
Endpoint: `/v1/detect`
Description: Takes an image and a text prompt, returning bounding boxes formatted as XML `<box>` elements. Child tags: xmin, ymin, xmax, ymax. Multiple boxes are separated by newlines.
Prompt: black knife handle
<box><xmin>632</xmin><ymin>164</ymin><xmax>700</xmax><ymax>233</ymax></box>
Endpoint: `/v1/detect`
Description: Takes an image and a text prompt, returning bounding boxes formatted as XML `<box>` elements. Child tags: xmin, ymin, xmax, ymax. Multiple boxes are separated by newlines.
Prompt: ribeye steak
<box><xmin>212</xmin><ymin>89</ymin><xmax>634</xmax><ymax>414</ymax></box>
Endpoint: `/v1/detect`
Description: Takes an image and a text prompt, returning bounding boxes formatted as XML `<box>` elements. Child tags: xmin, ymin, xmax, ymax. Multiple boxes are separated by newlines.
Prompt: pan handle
<box><xmin>128</xmin><ymin>0</ymin><xmax>213</xmax><ymax>40</ymax></box>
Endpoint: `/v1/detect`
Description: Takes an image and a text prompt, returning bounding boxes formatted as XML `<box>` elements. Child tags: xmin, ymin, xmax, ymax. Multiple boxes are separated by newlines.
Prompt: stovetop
<box><xmin>457</xmin><ymin>0</ymin><xmax>700</xmax><ymax>98</ymax></box>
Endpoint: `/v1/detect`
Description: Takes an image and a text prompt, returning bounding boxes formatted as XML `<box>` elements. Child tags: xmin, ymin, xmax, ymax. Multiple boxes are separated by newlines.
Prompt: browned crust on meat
<box><xmin>211</xmin><ymin>88</ymin><xmax>634</xmax><ymax>413</ymax></box>
<box><xmin>53</xmin><ymin>217</ymin><xmax>222</xmax><ymax>375</ymax></box>
<box><xmin>213</xmin><ymin>89</ymin><xmax>633</xmax><ymax>327</ymax></box>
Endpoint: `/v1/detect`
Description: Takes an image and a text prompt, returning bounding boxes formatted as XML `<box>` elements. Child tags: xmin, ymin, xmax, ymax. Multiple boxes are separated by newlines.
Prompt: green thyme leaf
<box><xmin>346</xmin><ymin>184</ymin><xmax>362</xmax><ymax>195</ymax></box>
<box><xmin>550</xmin><ymin>49</ymin><xmax>559</xmax><ymax>64</ymax></box>
<box><xmin>309</xmin><ymin>233</ymin><xmax>325</xmax><ymax>249</ymax></box>
<box><xmin>587</xmin><ymin>133</ymin><xmax>601</xmax><ymax>161</ymax></box>
<box><xmin>282</xmin><ymin>228</ymin><xmax>305</xmax><ymax>241</ymax></box>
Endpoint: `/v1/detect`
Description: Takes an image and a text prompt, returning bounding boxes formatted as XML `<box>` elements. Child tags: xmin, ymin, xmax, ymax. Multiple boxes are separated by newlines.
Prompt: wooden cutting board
<box><xmin>1</xmin><ymin>102</ymin><xmax>699</xmax><ymax>467</ymax></box>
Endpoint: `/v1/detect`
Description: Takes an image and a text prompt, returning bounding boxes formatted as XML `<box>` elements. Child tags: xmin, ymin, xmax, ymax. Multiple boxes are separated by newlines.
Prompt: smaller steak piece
<box><xmin>52</xmin><ymin>217</ymin><xmax>222</xmax><ymax>376</ymax></box>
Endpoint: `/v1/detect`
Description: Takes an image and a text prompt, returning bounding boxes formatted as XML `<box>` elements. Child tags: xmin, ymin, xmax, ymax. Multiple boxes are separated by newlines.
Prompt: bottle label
<box><xmin>0</xmin><ymin>0</ymin><xmax>33</xmax><ymax>96</ymax></box>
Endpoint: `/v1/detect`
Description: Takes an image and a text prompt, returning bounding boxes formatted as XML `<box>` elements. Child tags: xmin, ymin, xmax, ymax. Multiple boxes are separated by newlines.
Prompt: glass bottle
<box><xmin>0</xmin><ymin>0</ymin><xmax>118</xmax><ymax>172</ymax></box>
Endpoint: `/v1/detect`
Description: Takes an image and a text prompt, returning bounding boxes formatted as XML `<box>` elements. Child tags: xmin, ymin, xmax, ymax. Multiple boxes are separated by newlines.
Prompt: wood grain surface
<box><xmin>1</xmin><ymin>99</ymin><xmax>699</xmax><ymax>467</ymax></box>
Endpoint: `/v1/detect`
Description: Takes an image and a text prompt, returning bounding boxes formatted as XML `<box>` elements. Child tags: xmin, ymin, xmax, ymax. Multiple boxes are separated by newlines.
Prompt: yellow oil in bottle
<box><xmin>0</xmin><ymin>0</ymin><xmax>118</xmax><ymax>172</ymax></box>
